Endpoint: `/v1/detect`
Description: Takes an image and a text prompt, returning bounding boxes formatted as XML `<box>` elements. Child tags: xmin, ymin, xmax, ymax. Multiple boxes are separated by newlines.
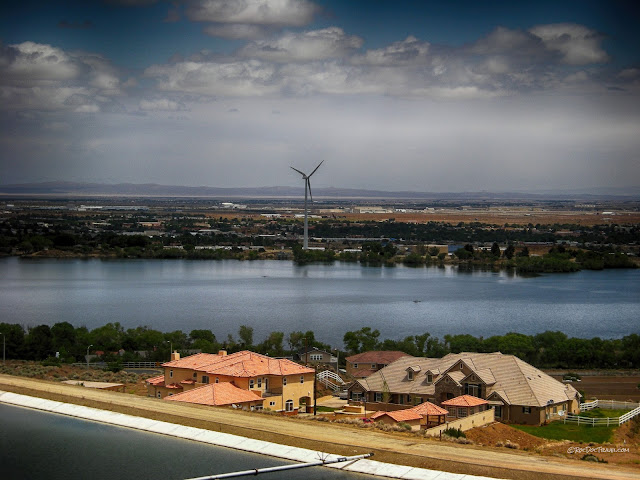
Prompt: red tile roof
<box><xmin>346</xmin><ymin>351</ymin><xmax>410</xmax><ymax>365</ymax></box>
<box><xmin>441</xmin><ymin>394</ymin><xmax>488</xmax><ymax>407</ymax></box>
<box><xmin>165</xmin><ymin>382</ymin><xmax>263</xmax><ymax>407</ymax></box>
<box><xmin>146</xmin><ymin>375</ymin><xmax>165</xmax><ymax>386</ymax></box>
<box><xmin>371</xmin><ymin>409</ymin><xmax>422</xmax><ymax>422</ymax></box>
<box><xmin>409</xmin><ymin>401</ymin><xmax>449</xmax><ymax>416</ymax></box>
<box><xmin>163</xmin><ymin>351</ymin><xmax>314</xmax><ymax>378</ymax></box>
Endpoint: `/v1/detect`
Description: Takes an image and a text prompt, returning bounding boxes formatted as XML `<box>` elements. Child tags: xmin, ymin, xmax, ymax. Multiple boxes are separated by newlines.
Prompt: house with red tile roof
<box><xmin>345</xmin><ymin>351</ymin><xmax>410</xmax><ymax>379</ymax></box>
<box><xmin>146</xmin><ymin>350</ymin><xmax>315</xmax><ymax>414</ymax></box>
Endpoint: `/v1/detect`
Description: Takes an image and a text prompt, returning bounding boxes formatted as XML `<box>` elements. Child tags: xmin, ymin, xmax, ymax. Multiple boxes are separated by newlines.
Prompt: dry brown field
<box><xmin>550</xmin><ymin>375</ymin><xmax>640</xmax><ymax>402</ymax></box>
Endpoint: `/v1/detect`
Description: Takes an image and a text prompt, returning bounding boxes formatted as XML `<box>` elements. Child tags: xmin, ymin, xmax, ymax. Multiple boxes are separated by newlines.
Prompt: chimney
<box><xmin>218</xmin><ymin>350</ymin><xmax>227</xmax><ymax>356</ymax></box>
<box><xmin>170</xmin><ymin>351</ymin><xmax>180</xmax><ymax>361</ymax></box>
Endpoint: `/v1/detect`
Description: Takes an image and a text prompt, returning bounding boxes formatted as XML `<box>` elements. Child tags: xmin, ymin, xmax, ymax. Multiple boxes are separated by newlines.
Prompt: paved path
<box><xmin>0</xmin><ymin>375</ymin><xmax>636</xmax><ymax>480</ymax></box>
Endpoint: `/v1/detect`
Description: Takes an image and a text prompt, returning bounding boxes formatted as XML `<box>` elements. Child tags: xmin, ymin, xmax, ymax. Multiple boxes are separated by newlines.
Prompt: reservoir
<box><xmin>0</xmin><ymin>257</ymin><xmax>638</xmax><ymax>344</ymax></box>
<box><xmin>0</xmin><ymin>403</ymin><xmax>374</xmax><ymax>480</ymax></box>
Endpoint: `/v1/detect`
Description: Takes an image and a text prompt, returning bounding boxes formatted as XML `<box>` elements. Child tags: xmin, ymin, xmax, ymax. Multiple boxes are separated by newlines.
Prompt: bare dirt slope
<box><xmin>1</xmin><ymin>375</ymin><xmax>638</xmax><ymax>480</ymax></box>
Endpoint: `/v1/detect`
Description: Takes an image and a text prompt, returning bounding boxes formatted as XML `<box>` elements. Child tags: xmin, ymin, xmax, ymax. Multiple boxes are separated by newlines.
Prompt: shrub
<box><xmin>398</xmin><ymin>422</ymin><xmax>412</xmax><ymax>431</ymax></box>
<box><xmin>504</xmin><ymin>440</ymin><xmax>519</xmax><ymax>449</ymax></box>
<box><xmin>443</xmin><ymin>427</ymin><xmax>466</xmax><ymax>438</ymax></box>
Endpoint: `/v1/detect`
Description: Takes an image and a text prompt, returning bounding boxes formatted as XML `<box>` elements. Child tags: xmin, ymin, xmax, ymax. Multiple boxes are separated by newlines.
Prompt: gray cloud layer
<box><xmin>0</xmin><ymin>0</ymin><xmax>638</xmax><ymax>192</ymax></box>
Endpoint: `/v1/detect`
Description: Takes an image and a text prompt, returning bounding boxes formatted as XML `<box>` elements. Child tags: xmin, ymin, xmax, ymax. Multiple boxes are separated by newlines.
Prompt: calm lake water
<box><xmin>0</xmin><ymin>257</ymin><xmax>638</xmax><ymax>344</ymax></box>
<box><xmin>0</xmin><ymin>403</ymin><xmax>374</xmax><ymax>480</ymax></box>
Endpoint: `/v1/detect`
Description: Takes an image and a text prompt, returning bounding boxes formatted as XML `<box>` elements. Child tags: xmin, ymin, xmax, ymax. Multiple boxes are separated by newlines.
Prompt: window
<box><xmin>310</xmin><ymin>353</ymin><xmax>322</xmax><ymax>361</ymax></box>
<box><xmin>169</xmin><ymin>370</ymin><xmax>173</xmax><ymax>378</ymax></box>
<box><xmin>193</xmin><ymin>372</ymin><xmax>197</xmax><ymax>378</ymax></box>
<box><xmin>375</xmin><ymin>392</ymin><xmax>382</xmax><ymax>402</ymax></box>
<box><xmin>299</xmin><ymin>375</ymin><xmax>304</xmax><ymax>384</ymax></box>
<box><xmin>215</xmin><ymin>377</ymin><xmax>219</xmax><ymax>383</ymax></box>
<box><xmin>407</xmin><ymin>370</ymin><xmax>414</xmax><ymax>381</ymax></box>
<box><xmin>283</xmin><ymin>377</ymin><xmax>287</xmax><ymax>386</ymax></box>
<box><xmin>553</xmin><ymin>406</ymin><xmax>557</xmax><ymax>414</ymax></box>
<box><xmin>494</xmin><ymin>406</ymin><xmax>502</xmax><ymax>418</ymax></box>
<box><xmin>285</xmin><ymin>400</ymin><xmax>294</xmax><ymax>412</ymax></box>
<box><xmin>464</xmin><ymin>383</ymin><xmax>480</xmax><ymax>397</ymax></box>
<box><xmin>406</xmin><ymin>395</ymin><xmax>412</xmax><ymax>404</ymax></box>
<box><xmin>458</xmin><ymin>408</ymin><xmax>467</xmax><ymax>418</ymax></box>
<box><xmin>269</xmin><ymin>401</ymin><xmax>276</xmax><ymax>406</ymax></box>
<box><xmin>371</xmin><ymin>364</ymin><xmax>376</xmax><ymax>370</ymax></box>
<box><xmin>459</xmin><ymin>363</ymin><xmax>463</xmax><ymax>370</ymax></box>
<box><xmin>264</xmin><ymin>378</ymin><xmax>269</xmax><ymax>390</ymax></box>
<box><xmin>522</xmin><ymin>406</ymin><xmax>531</xmax><ymax>414</ymax></box>
<box><xmin>257</xmin><ymin>378</ymin><xmax>262</xmax><ymax>388</ymax></box>
<box><xmin>157</xmin><ymin>392</ymin><xmax>161</xmax><ymax>398</ymax></box>
<box><xmin>202</xmin><ymin>375</ymin><xmax>209</xmax><ymax>384</ymax></box>
<box><xmin>351</xmin><ymin>392</ymin><xmax>362</xmax><ymax>402</ymax></box>
<box><xmin>353</xmin><ymin>363</ymin><xmax>358</xmax><ymax>369</ymax></box>
<box><xmin>249</xmin><ymin>379</ymin><xmax>255</xmax><ymax>389</ymax></box>
<box><xmin>426</xmin><ymin>373</ymin><xmax>433</xmax><ymax>383</ymax></box>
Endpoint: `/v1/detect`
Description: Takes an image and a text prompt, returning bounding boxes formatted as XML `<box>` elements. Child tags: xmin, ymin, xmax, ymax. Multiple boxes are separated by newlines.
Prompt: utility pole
<box><xmin>86</xmin><ymin>344</ymin><xmax>93</xmax><ymax>369</ymax></box>
<box><xmin>0</xmin><ymin>333</ymin><xmax>5</xmax><ymax>365</ymax></box>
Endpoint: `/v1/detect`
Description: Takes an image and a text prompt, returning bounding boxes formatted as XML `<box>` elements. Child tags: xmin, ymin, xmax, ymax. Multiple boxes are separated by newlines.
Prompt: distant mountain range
<box><xmin>0</xmin><ymin>181</ymin><xmax>638</xmax><ymax>201</ymax></box>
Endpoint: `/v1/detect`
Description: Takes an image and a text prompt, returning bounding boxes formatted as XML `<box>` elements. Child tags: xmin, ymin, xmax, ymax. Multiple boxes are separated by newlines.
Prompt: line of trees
<box><xmin>343</xmin><ymin>327</ymin><xmax>640</xmax><ymax>369</ymax></box>
<box><xmin>1</xmin><ymin>322</ymin><xmax>638</xmax><ymax>370</ymax></box>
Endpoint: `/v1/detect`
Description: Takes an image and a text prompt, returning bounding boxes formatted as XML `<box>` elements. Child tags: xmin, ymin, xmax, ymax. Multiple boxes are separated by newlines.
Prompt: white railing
<box><xmin>121</xmin><ymin>362</ymin><xmax>161</xmax><ymax>368</ymax></box>
<box><xmin>316</xmin><ymin>370</ymin><xmax>345</xmax><ymax>391</ymax></box>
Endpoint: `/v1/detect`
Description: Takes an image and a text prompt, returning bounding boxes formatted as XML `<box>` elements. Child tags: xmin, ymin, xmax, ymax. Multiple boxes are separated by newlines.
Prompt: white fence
<box><xmin>580</xmin><ymin>399</ymin><xmax>640</xmax><ymax>411</ymax></box>
<box><xmin>566</xmin><ymin>400</ymin><xmax>640</xmax><ymax>427</ymax></box>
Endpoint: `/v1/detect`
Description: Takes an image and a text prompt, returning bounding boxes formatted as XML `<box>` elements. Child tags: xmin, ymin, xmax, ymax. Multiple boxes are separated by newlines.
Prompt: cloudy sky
<box><xmin>1</xmin><ymin>0</ymin><xmax>639</xmax><ymax>193</ymax></box>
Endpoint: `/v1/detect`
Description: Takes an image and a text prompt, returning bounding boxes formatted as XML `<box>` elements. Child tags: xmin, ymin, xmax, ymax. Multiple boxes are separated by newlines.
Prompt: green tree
<box><xmin>51</xmin><ymin>321</ymin><xmax>76</xmax><ymax>352</ymax></box>
<box><xmin>24</xmin><ymin>325</ymin><xmax>53</xmax><ymax>360</ymax></box>
<box><xmin>490</xmin><ymin>242</ymin><xmax>501</xmax><ymax>257</ymax></box>
<box><xmin>238</xmin><ymin>325</ymin><xmax>254</xmax><ymax>347</ymax></box>
<box><xmin>504</xmin><ymin>244</ymin><xmax>515</xmax><ymax>260</ymax></box>
<box><xmin>0</xmin><ymin>323</ymin><xmax>25</xmax><ymax>359</ymax></box>
<box><xmin>258</xmin><ymin>331</ymin><xmax>285</xmax><ymax>357</ymax></box>
<box><xmin>343</xmin><ymin>327</ymin><xmax>380</xmax><ymax>354</ymax></box>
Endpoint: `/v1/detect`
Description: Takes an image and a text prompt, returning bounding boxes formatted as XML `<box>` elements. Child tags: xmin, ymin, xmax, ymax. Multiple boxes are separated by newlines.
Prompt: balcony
<box><xmin>262</xmin><ymin>388</ymin><xmax>283</xmax><ymax>397</ymax></box>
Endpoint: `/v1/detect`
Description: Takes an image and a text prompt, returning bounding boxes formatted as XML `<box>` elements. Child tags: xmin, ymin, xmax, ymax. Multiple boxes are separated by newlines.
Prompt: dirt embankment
<box><xmin>1</xmin><ymin>375</ymin><xmax>639</xmax><ymax>480</ymax></box>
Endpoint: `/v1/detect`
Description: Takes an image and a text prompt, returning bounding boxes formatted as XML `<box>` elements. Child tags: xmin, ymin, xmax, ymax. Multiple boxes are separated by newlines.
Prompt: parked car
<box><xmin>339</xmin><ymin>389</ymin><xmax>348</xmax><ymax>400</ymax></box>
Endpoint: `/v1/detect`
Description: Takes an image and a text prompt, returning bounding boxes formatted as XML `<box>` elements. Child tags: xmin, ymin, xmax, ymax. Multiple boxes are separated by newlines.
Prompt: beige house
<box><xmin>345</xmin><ymin>351</ymin><xmax>410</xmax><ymax>379</ymax></box>
<box><xmin>147</xmin><ymin>350</ymin><xmax>315</xmax><ymax>414</ymax></box>
<box><xmin>348</xmin><ymin>352</ymin><xmax>580</xmax><ymax>425</ymax></box>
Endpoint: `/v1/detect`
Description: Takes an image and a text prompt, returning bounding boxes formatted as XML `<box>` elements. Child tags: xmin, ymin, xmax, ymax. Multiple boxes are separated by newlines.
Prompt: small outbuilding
<box><xmin>410</xmin><ymin>401</ymin><xmax>449</xmax><ymax>428</ymax></box>
<box><xmin>370</xmin><ymin>409</ymin><xmax>422</xmax><ymax>431</ymax></box>
<box><xmin>441</xmin><ymin>394</ymin><xmax>488</xmax><ymax>419</ymax></box>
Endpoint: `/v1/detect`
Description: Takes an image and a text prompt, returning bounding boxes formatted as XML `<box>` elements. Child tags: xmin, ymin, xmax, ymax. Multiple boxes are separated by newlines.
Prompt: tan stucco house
<box><xmin>147</xmin><ymin>350</ymin><xmax>315</xmax><ymax>414</ymax></box>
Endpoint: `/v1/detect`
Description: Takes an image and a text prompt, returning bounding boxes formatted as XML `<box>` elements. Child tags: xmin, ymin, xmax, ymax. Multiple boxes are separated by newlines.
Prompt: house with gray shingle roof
<box><xmin>348</xmin><ymin>352</ymin><xmax>580</xmax><ymax>425</ymax></box>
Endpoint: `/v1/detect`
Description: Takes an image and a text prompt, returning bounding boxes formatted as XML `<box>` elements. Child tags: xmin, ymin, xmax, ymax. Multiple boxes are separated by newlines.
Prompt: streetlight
<box><xmin>86</xmin><ymin>344</ymin><xmax>93</xmax><ymax>369</ymax></box>
<box><xmin>0</xmin><ymin>333</ymin><xmax>5</xmax><ymax>365</ymax></box>
<box><xmin>166</xmin><ymin>340</ymin><xmax>172</xmax><ymax>361</ymax></box>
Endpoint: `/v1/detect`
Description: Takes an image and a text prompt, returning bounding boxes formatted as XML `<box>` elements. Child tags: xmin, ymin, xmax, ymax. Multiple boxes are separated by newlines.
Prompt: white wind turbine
<box><xmin>290</xmin><ymin>160</ymin><xmax>324</xmax><ymax>250</ymax></box>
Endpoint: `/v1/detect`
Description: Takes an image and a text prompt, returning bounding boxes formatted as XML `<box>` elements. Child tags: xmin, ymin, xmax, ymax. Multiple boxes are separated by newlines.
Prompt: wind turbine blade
<box><xmin>308</xmin><ymin>160</ymin><xmax>324</xmax><ymax>178</ymax></box>
<box><xmin>290</xmin><ymin>166</ymin><xmax>306</xmax><ymax>176</ymax></box>
<box><xmin>307</xmin><ymin>178</ymin><xmax>313</xmax><ymax>203</ymax></box>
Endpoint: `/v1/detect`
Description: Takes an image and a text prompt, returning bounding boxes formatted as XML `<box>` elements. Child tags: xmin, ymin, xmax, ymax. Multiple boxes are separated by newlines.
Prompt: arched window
<box><xmin>285</xmin><ymin>400</ymin><xmax>294</xmax><ymax>412</ymax></box>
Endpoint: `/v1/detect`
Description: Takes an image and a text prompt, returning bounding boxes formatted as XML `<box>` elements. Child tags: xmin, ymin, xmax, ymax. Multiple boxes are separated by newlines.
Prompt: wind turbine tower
<box><xmin>290</xmin><ymin>160</ymin><xmax>323</xmax><ymax>250</ymax></box>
